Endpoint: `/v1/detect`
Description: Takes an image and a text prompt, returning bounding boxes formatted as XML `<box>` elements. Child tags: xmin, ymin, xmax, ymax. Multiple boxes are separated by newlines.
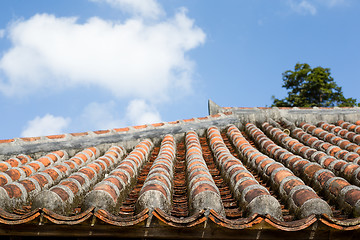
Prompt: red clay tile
<box><xmin>344</xmin><ymin>189</ymin><xmax>360</xmax><ymax>206</ymax></box>
<box><xmin>168</xmin><ymin>120</ymin><xmax>180</xmax><ymax>124</ymax></box>
<box><xmin>211</xmin><ymin>113</ymin><xmax>221</xmax><ymax>118</ymax></box>
<box><xmin>93</xmin><ymin>130</ymin><xmax>110</xmax><ymax>134</ymax></box>
<box><xmin>5</xmin><ymin>169</ymin><xmax>21</xmax><ymax>181</ymax></box>
<box><xmin>43</xmin><ymin>168</ymin><xmax>59</xmax><ymax>181</ymax></box>
<box><xmin>133</xmin><ymin>125</ymin><xmax>147</xmax><ymax>129</ymax></box>
<box><xmin>328</xmin><ymin>179</ymin><xmax>350</xmax><ymax>196</ymax></box>
<box><xmin>19</xmin><ymin>179</ymin><xmax>36</xmax><ymax>192</ymax></box>
<box><xmin>51</xmin><ymin>187</ymin><xmax>70</xmax><ymax>201</ymax></box>
<box><xmin>3</xmin><ymin>184</ymin><xmax>23</xmax><ymax>198</ymax></box>
<box><xmin>113</xmin><ymin>127</ymin><xmax>130</xmax><ymax>132</ymax></box>
<box><xmin>61</xmin><ymin>181</ymin><xmax>80</xmax><ymax>195</ymax></box>
<box><xmin>244</xmin><ymin>188</ymin><xmax>269</xmax><ymax>203</ymax></box>
<box><xmin>0</xmin><ymin>139</ymin><xmax>14</xmax><ymax>144</ymax></box>
<box><xmin>70</xmin><ymin>132</ymin><xmax>88</xmax><ymax>136</ymax></box>
<box><xmin>183</xmin><ymin>118</ymin><xmax>195</xmax><ymax>122</ymax></box>
<box><xmin>47</xmin><ymin>134</ymin><xmax>65</xmax><ymax>139</ymax></box>
<box><xmin>151</xmin><ymin>122</ymin><xmax>165</xmax><ymax>127</ymax></box>
<box><xmin>20</xmin><ymin>137</ymin><xmax>41</xmax><ymax>142</ymax></box>
<box><xmin>31</xmin><ymin>174</ymin><xmax>49</xmax><ymax>188</ymax></box>
<box><xmin>292</xmin><ymin>189</ymin><xmax>319</xmax><ymax>207</ymax></box>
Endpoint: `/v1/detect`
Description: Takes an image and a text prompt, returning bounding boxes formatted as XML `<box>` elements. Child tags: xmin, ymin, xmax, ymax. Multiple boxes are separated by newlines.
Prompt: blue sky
<box><xmin>0</xmin><ymin>0</ymin><xmax>359</xmax><ymax>139</ymax></box>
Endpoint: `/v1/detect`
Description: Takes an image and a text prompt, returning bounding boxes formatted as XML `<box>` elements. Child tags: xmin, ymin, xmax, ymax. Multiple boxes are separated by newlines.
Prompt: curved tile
<box><xmin>0</xmin><ymin>150</ymin><xmax>68</xmax><ymax>186</ymax></box>
<box><xmin>0</xmin><ymin>155</ymin><xmax>33</xmax><ymax>172</ymax></box>
<box><xmin>136</xmin><ymin>135</ymin><xmax>176</xmax><ymax>213</ymax></box>
<box><xmin>185</xmin><ymin>130</ymin><xmax>225</xmax><ymax>216</ymax></box>
<box><xmin>32</xmin><ymin>146</ymin><xmax>125</xmax><ymax>215</ymax></box>
<box><xmin>153</xmin><ymin>208</ymin><xmax>206</xmax><ymax>227</ymax></box>
<box><xmin>260</xmin><ymin>122</ymin><xmax>360</xmax><ymax>217</ymax></box>
<box><xmin>95</xmin><ymin>208</ymin><xmax>149</xmax><ymax>226</ymax></box>
<box><xmin>208</xmin><ymin>126</ymin><xmax>283</xmax><ymax>220</ymax></box>
<box><xmin>241</xmin><ymin>124</ymin><xmax>332</xmax><ymax>218</ymax></box>
<box><xmin>0</xmin><ymin>147</ymin><xmax>98</xmax><ymax>211</ymax></box>
<box><xmin>83</xmin><ymin>139</ymin><xmax>153</xmax><ymax>213</ymax></box>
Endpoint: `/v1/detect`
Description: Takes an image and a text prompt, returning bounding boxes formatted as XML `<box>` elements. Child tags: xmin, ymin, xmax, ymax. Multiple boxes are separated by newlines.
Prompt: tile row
<box><xmin>83</xmin><ymin>139</ymin><xmax>153</xmax><ymax>213</ymax></box>
<box><xmin>136</xmin><ymin>135</ymin><xmax>176</xmax><ymax>213</ymax></box>
<box><xmin>259</xmin><ymin>122</ymin><xmax>360</xmax><ymax>217</ymax></box>
<box><xmin>186</xmin><ymin>131</ymin><xmax>224</xmax><ymax>215</ymax></box>
<box><xmin>32</xmin><ymin>146</ymin><xmax>126</xmax><ymax>215</ymax></box>
<box><xmin>299</xmin><ymin>122</ymin><xmax>360</xmax><ymax>156</ymax></box>
<box><xmin>0</xmin><ymin>150</ymin><xmax>68</xmax><ymax>186</ymax></box>
<box><xmin>319</xmin><ymin>121</ymin><xmax>360</xmax><ymax>145</ymax></box>
<box><xmin>0</xmin><ymin>147</ymin><xmax>98</xmax><ymax>211</ymax></box>
<box><xmin>0</xmin><ymin>155</ymin><xmax>33</xmax><ymax>172</ymax></box>
<box><xmin>337</xmin><ymin>120</ymin><xmax>360</xmax><ymax>135</ymax></box>
<box><xmin>5</xmin><ymin>123</ymin><xmax>360</xmax><ymax>220</ymax></box>
<box><xmin>280</xmin><ymin>124</ymin><xmax>360</xmax><ymax>186</ymax></box>
<box><xmin>234</xmin><ymin>124</ymin><xmax>331</xmax><ymax>218</ymax></box>
<box><xmin>293</xmin><ymin>123</ymin><xmax>360</xmax><ymax>165</ymax></box>
<box><xmin>0</xmin><ymin>113</ymin><xmax>232</xmax><ymax>145</ymax></box>
<box><xmin>208</xmin><ymin>126</ymin><xmax>282</xmax><ymax>220</ymax></box>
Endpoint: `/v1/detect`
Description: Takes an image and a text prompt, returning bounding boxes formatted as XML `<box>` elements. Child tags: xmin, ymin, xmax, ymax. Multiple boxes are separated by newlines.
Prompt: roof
<box><xmin>1</xmin><ymin>100</ymin><xmax>360</xmax><ymax>239</ymax></box>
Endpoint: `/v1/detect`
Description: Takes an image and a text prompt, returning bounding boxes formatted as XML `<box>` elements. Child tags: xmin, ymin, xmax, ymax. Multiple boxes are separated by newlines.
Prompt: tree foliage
<box><xmin>272</xmin><ymin>63</ymin><xmax>357</xmax><ymax>107</ymax></box>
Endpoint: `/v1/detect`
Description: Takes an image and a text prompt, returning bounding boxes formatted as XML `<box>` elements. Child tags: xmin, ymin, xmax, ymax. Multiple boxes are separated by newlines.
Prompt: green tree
<box><xmin>272</xmin><ymin>63</ymin><xmax>357</xmax><ymax>107</ymax></box>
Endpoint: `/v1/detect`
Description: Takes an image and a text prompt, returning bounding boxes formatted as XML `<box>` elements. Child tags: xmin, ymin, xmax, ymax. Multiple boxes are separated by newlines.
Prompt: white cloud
<box><xmin>289</xmin><ymin>0</ymin><xmax>317</xmax><ymax>15</ymax></box>
<box><xmin>73</xmin><ymin>100</ymin><xmax>161</xmax><ymax>132</ymax></box>
<box><xmin>287</xmin><ymin>0</ymin><xmax>350</xmax><ymax>15</ymax></box>
<box><xmin>80</xmin><ymin>101</ymin><xmax>124</xmax><ymax>130</ymax></box>
<box><xmin>91</xmin><ymin>0</ymin><xmax>164</xmax><ymax>19</ymax></box>
<box><xmin>125</xmin><ymin>99</ymin><xmax>161</xmax><ymax>125</ymax></box>
<box><xmin>0</xmin><ymin>29</ymin><xmax>4</xmax><ymax>38</ymax></box>
<box><xmin>0</xmin><ymin>9</ymin><xmax>205</xmax><ymax>102</ymax></box>
<box><xmin>21</xmin><ymin>114</ymin><xmax>70</xmax><ymax>137</ymax></box>
<box><xmin>318</xmin><ymin>0</ymin><xmax>348</xmax><ymax>7</ymax></box>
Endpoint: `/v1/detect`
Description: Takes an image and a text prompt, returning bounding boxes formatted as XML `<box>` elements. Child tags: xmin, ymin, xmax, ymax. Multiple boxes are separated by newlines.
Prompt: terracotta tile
<box><xmin>19</xmin><ymin>179</ymin><xmax>36</xmax><ymax>192</ymax></box>
<box><xmin>151</xmin><ymin>122</ymin><xmax>165</xmax><ymax>127</ymax></box>
<box><xmin>333</xmin><ymin>161</ymin><xmax>346</xmax><ymax>171</ymax></box>
<box><xmin>31</xmin><ymin>174</ymin><xmax>49</xmax><ymax>188</ymax></box>
<box><xmin>211</xmin><ymin>113</ymin><xmax>221</xmax><ymax>118</ymax></box>
<box><xmin>197</xmin><ymin>116</ymin><xmax>208</xmax><ymax>120</ymax></box>
<box><xmin>47</xmin><ymin>134</ymin><xmax>65</xmax><ymax>139</ymax></box>
<box><xmin>317</xmin><ymin>171</ymin><xmax>335</xmax><ymax>187</ymax></box>
<box><xmin>70</xmin><ymin>132</ymin><xmax>88</xmax><ymax>136</ymax></box>
<box><xmin>0</xmin><ymin>139</ymin><xmax>14</xmax><ymax>144</ymax></box>
<box><xmin>43</xmin><ymin>168</ymin><xmax>59</xmax><ymax>181</ymax></box>
<box><xmin>20</xmin><ymin>137</ymin><xmax>41</xmax><ymax>142</ymax></box>
<box><xmin>168</xmin><ymin>120</ymin><xmax>180</xmax><ymax>124</ymax></box>
<box><xmin>93</xmin><ymin>130</ymin><xmax>110</xmax><ymax>134</ymax></box>
<box><xmin>328</xmin><ymin>179</ymin><xmax>350</xmax><ymax>196</ymax></box>
<box><xmin>244</xmin><ymin>188</ymin><xmax>268</xmax><ymax>203</ymax></box>
<box><xmin>6</xmin><ymin>169</ymin><xmax>21</xmax><ymax>181</ymax></box>
<box><xmin>133</xmin><ymin>124</ymin><xmax>147</xmax><ymax>129</ymax></box>
<box><xmin>303</xmin><ymin>164</ymin><xmax>322</xmax><ymax>179</ymax></box>
<box><xmin>344</xmin><ymin>188</ymin><xmax>360</xmax><ymax>206</ymax></box>
<box><xmin>113</xmin><ymin>127</ymin><xmax>130</xmax><ymax>132</ymax></box>
<box><xmin>61</xmin><ymin>181</ymin><xmax>80</xmax><ymax>195</ymax></box>
<box><xmin>3</xmin><ymin>184</ymin><xmax>23</xmax><ymax>198</ymax></box>
<box><xmin>51</xmin><ymin>187</ymin><xmax>70</xmax><ymax>201</ymax></box>
<box><xmin>183</xmin><ymin>118</ymin><xmax>195</xmax><ymax>122</ymax></box>
<box><xmin>193</xmin><ymin>183</ymin><xmax>217</xmax><ymax>196</ymax></box>
<box><xmin>343</xmin><ymin>164</ymin><xmax>358</xmax><ymax>176</ymax></box>
<box><xmin>94</xmin><ymin>184</ymin><xmax>117</xmax><ymax>201</ymax></box>
<box><xmin>273</xmin><ymin>170</ymin><xmax>293</xmax><ymax>185</ymax></box>
<box><xmin>292</xmin><ymin>189</ymin><xmax>319</xmax><ymax>207</ymax></box>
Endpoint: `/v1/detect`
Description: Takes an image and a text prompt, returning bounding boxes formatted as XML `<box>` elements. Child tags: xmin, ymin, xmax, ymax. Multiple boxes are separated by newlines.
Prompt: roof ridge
<box><xmin>0</xmin><ymin>112</ymin><xmax>234</xmax><ymax>145</ymax></box>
